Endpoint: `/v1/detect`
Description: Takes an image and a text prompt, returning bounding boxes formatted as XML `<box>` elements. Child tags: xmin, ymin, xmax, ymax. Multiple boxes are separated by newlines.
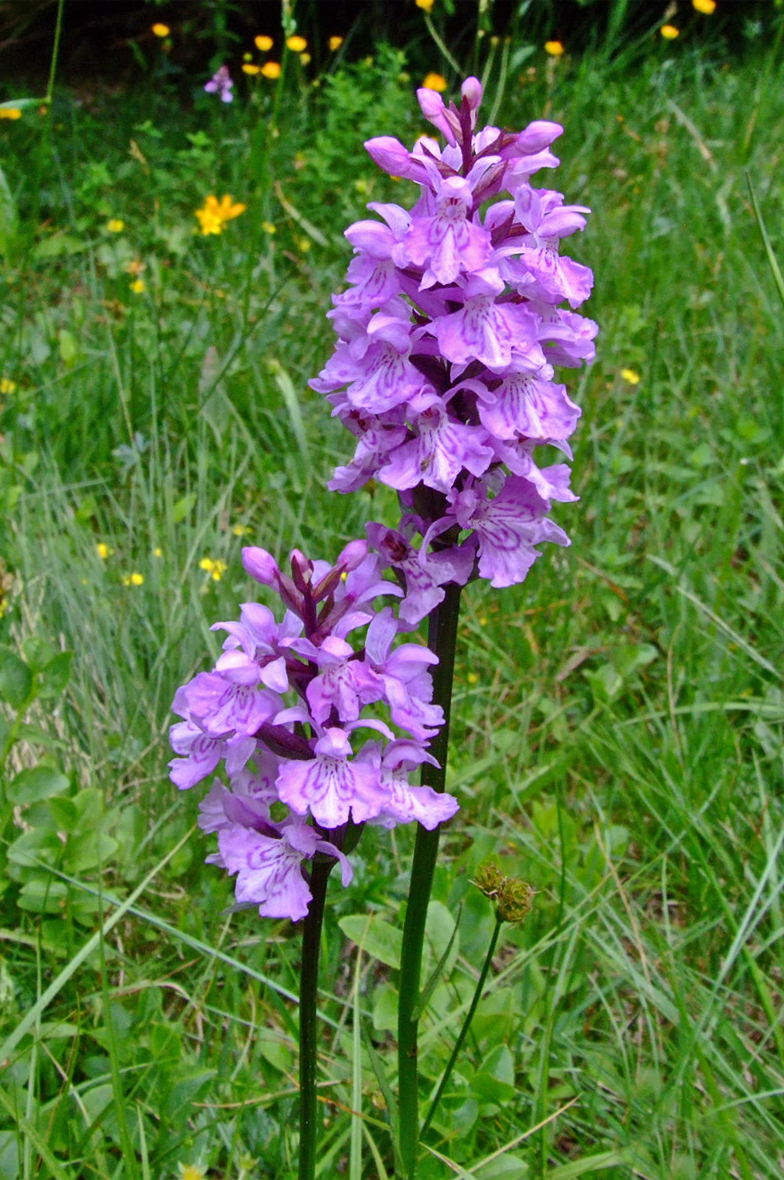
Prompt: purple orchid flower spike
<box><xmin>204</xmin><ymin>65</ymin><xmax>234</xmax><ymax>103</ymax></box>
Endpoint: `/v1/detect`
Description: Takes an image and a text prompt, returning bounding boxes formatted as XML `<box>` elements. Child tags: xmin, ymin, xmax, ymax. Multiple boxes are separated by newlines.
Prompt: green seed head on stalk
<box><xmin>473</xmin><ymin>862</ymin><xmax>535</xmax><ymax>924</ymax></box>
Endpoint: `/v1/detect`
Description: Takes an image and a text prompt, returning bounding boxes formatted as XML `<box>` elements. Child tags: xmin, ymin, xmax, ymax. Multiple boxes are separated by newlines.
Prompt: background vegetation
<box><xmin>1</xmin><ymin>1</ymin><xmax>783</xmax><ymax>1177</ymax></box>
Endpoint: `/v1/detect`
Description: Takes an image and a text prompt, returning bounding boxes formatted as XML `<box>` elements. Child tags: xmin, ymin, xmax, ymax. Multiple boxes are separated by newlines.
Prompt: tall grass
<box><xmin>0</xmin><ymin>28</ymin><xmax>782</xmax><ymax>1180</ymax></box>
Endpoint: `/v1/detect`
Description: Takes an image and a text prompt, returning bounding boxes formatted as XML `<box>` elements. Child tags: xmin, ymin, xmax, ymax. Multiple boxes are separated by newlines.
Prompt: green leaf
<box><xmin>172</xmin><ymin>493</ymin><xmax>196</xmax><ymax>523</ymax></box>
<box><xmin>470</xmin><ymin>1071</ymin><xmax>517</xmax><ymax>1104</ymax></box>
<box><xmin>8</xmin><ymin>765</ymin><xmax>69</xmax><ymax>805</ymax></box>
<box><xmin>37</xmin><ymin>651</ymin><xmax>74</xmax><ymax>699</ymax></box>
<box><xmin>48</xmin><ymin>796</ymin><xmax>79</xmax><ymax>832</ymax></box>
<box><xmin>31</xmin><ymin>233</ymin><xmax>87</xmax><ymax>259</ymax></box>
<box><xmin>0</xmin><ymin>163</ymin><xmax>18</xmax><ymax>257</ymax></box>
<box><xmin>544</xmin><ymin>1149</ymin><xmax>633</xmax><ymax>1179</ymax></box>
<box><xmin>0</xmin><ymin>648</ymin><xmax>32</xmax><ymax>708</ymax></box>
<box><xmin>21</xmin><ymin>636</ymin><xmax>56</xmax><ymax>672</ymax></box>
<box><xmin>412</xmin><ymin>901</ymin><xmax>461</xmax><ymax>1020</ymax></box>
<box><xmin>475</xmin><ymin>1155</ymin><xmax>529</xmax><ymax>1180</ymax></box>
<box><xmin>0</xmin><ymin>98</ymin><xmax>44</xmax><ymax>111</ymax></box>
<box><xmin>63</xmin><ymin>830</ymin><xmax>118</xmax><ymax>873</ymax></box>
<box><xmin>338</xmin><ymin>913</ymin><xmax>403</xmax><ymax>969</ymax></box>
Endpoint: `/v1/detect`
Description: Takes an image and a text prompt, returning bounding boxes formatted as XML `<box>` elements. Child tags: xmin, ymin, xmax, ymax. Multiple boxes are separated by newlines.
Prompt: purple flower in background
<box><xmin>204</xmin><ymin>65</ymin><xmax>234</xmax><ymax>103</ymax></box>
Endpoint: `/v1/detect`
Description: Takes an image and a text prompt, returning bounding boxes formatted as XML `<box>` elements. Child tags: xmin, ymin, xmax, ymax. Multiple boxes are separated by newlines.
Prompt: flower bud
<box><xmin>242</xmin><ymin>546</ymin><xmax>279</xmax><ymax>585</ymax></box>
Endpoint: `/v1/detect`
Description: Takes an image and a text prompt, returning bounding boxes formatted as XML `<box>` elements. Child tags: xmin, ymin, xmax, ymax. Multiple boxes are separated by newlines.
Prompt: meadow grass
<box><xmin>0</xmin><ymin>29</ymin><xmax>783</xmax><ymax>1180</ymax></box>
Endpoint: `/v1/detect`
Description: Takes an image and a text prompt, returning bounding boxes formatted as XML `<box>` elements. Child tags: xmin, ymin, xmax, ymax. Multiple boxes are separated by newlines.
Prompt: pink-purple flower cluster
<box><xmin>169</xmin><ymin>542</ymin><xmax>456</xmax><ymax>921</ymax></box>
<box><xmin>311</xmin><ymin>78</ymin><xmax>596</xmax><ymax>624</ymax></box>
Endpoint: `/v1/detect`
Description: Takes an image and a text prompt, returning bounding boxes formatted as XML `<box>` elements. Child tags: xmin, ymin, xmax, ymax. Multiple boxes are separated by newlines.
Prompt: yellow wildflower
<box><xmin>107</xmin><ymin>218</ymin><xmax>125</xmax><ymax>233</ymax></box>
<box><xmin>130</xmin><ymin>278</ymin><xmax>145</xmax><ymax>293</ymax></box>
<box><xmin>232</xmin><ymin>524</ymin><xmax>250</xmax><ymax>536</ymax></box>
<box><xmin>242</xmin><ymin>63</ymin><xmax>261</xmax><ymax>75</ymax></box>
<box><xmin>299</xmin><ymin>52</ymin><xmax>311</xmax><ymax>65</ymax></box>
<box><xmin>544</xmin><ymin>40</ymin><xmax>564</xmax><ymax>56</ymax></box>
<box><xmin>121</xmin><ymin>572</ymin><xmax>144</xmax><ymax>586</ymax></box>
<box><xmin>415</xmin><ymin>0</ymin><xmax>436</xmax><ymax>11</ymax></box>
<box><xmin>178</xmin><ymin>1165</ymin><xmax>207</xmax><ymax>1180</ymax></box>
<box><xmin>0</xmin><ymin>377</ymin><xmax>17</xmax><ymax>394</ymax></box>
<box><xmin>199</xmin><ymin>557</ymin><xmax>228</xmax><ymax>581</ymax></box>
<box><xmin>0</xmin><ymin>108</ymin><xmax>22</xmax><ymax>120</ymax></box>
<box><xmin>328</xmin><ymin>36</ymin><xmax>343</xmax><ymax>51</ymax></box>
<box><xmin>421</xmin><ymin>72</ymin><xmax>447</xmax><ymax>92</ymax></box>
<box><xmin>692</xmin><ymin>0</ymin><xmax>716</xmax><ymax>12</ymax></box>
<box><xmin>96</xmin><ymin>543</ymin><xmax>115</xmax><ymax>559</ymax></box>
<box><xmin>660</xmin><ymin>24</ymin><xmax>679</xmax><ymax>39</ymax></box>
<box><xmin>296</xmin><ymin>236</ymin><xmax>311</xmax><ymax>253</ymax></box>
<box><xmin>255</xmin><ymin>35</ymin><xmax>274</xmax><ymax>52</ymax></box>
<box><xmin>151</xmin><ymin>23</ymin><xmax>170</xmax><ymax>38</ymax></box>
<box><xmin>467</xmin><ymin>671</ymin><xmax>479</xmax><ymax>685</ymax></box>
<box><xmin>621</xmin><ymin>368</ymin><xmax>641</xmax><ymax>384</ymax></box>
<box><xmin>286</xmin><ymin>35</ymin><xmax>307</xmax><ymax>53</ymax></box>
<box><xmin>195</xmin><ymin>195</ymin><xmax>246</xmax><ymax>235</ymax></box>
<box><xmin>153</xmin><ymin>547</ymin><xmax>163</xmax><ymax>557</ymax></box>
<box><xmin>261</xmin><ymin>61</ymin><xmax>281</xmax><ymax>79</ymax></box>
<box><xmin>261</xmin><ymin>220</ymin><xmax>276</xmax><ymax>234</ymax></box>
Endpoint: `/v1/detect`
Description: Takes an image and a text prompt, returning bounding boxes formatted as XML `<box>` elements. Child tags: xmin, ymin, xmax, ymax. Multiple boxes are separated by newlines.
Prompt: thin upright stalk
<box><xmin>397</xmin><ymin>580</ymin><xmax>462</xmax><ymax>1180</ymax></box>
<box><xmin>421</xmin><ymin>916</ymin><xmax>502</xmax><ymax>1139</ymax></box>
<box><xmin>299</xmin><ymin>858</ymin><xmax>333</xmax><ymax>1180</ymax></box>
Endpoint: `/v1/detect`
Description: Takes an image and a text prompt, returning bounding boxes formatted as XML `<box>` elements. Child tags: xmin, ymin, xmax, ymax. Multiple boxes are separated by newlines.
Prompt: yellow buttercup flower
<box><xmin>693</xmin><ymin>0</ymin><xmax>716</xmax><ymax>12</ymax></box>
<box><xmin>544</xmin><ymin>40</ymin><xmax>564</xmax><ymax>56</ymax></box>
<box><xmin>96</xmin><ymin>543</ymin><xmax>115</xmax><ymax>559</ymax></box>
<box><xmin>130</xmin><ymin>278</ymin><xmax>145</xmax><ymax>293</ymax></box>
<box><xmin>122</xmin><ymin>572</ymin><xmax>144</xmax><ymax>586</ymax></box>
<box><xmin>261</xmin><ymin>61</ymin><xmax>281</xmax><ymax>79</ymax></box>
<box><xmin>660</xmin><ymin>24</ymin><xmax>679</xmax><ymax>39</ymax></box>
<box><xmin>328</xmin><ymin>36</ymin><xmax>343</xmax><ymax>51</ymax></box>
<box><xmin>151</xmin><ymin>23</ymin><xmax>170</xmax><ymax>38</ymax></box>
<box><xmin>178</xmin><ymin>1165</ymin><xmax>207</xmax><ymax>1180</ymax></box>
<box><xmin>107</xmin><ymin>218</ymin><xmax>125</xmax><ymax>233</ymax></box>
<box><xmin>261</xmin><ymin>220</ymin><xmax>276</xmax><ymax>234</ymax></box>
<box><xmin>421</xmin><ymin>72</ymin><xmax>447</xmax><ymax>92</ymax></box>
<box><xmin>255</xmin><ymin>35</ymin><xmax>274</xmax><ymax>52</ymax></box>
<box><xmin>621</xmin><ymin>368</ymin><xmax>641</xmax><ymax>385</ymax></box>
<box><xmin>199</xmin><ymin>557</ymin><xmax>228</xmax><ymax>581</ymax></box>
<box><xmin>415</xmin><ymin>0</ymin><xmax>436</xmax><ymax>11</ymax></box>
<box><xmin>299</xmin><ymin>52</ymin><xmax>311</xmax><ymax>65</ymax></box>
<box><xmin>286</xmin><ymin>35</ymin><xmax>307</xmax><ymax>53</ymax></box>
<box><xmin>153</xmin><ymin>547</ymin><xmax>163</xmax><ymax>557</ymax></box>
<box><xmin>242</xmin><ymin>63</ymin><xmax>261</xmax><ymax>75</ymax></box>
<box><xmin>195</xmin><ymin>195</ymin><xmax>246</xmax><ymax>235</ymax></box>
<box><xmin>0</xmin><ymin>377</ymin><xmax>17</xmax><ymax>394</ymax></box>
<box><xmin>0</xmin><ymin>108</ymin><xmax>22</xmax><ymax>120</ymax></box>
<box><xmin>232</xmin><ymin>524</ymin><xmax>250</xmax><ymax>536</ymax></box>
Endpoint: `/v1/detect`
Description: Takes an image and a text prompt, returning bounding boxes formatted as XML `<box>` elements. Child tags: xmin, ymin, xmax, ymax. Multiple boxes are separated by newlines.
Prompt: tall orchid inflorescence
<box><xmin>311</xmin><ymin>77</ymin><xmax>596</xmax><ymax>618</ymax></box>
<box><xmin>170</xmin><ymin>542</ymin><xmax>457</xmax><ymax>921</ymax></box>
<box><xmin>169</xmin><ymin>74</ymin><xmax>594</xmax><ymax>1180</ymax></box>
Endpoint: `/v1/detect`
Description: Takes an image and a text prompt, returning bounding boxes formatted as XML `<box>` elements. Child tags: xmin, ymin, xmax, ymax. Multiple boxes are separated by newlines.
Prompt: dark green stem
<box><xmin>397</xmin><ymin>580</ymin><xmax>462</xmax><ymax>1180</ymax></box>
<box><xmin>421</xmin><ymin>916</ymin><xmax>502</xmax><ymax>1139</ymax></box>
<box><xmin>299</xmin><ymin>858</ymin><xmax>333</xmax><ymax>1180</ymax></box>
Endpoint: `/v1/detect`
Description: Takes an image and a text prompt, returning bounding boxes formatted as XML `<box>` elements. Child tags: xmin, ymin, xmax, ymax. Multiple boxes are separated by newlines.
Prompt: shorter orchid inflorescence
<box><xmin>169</xmin><ymin>541</ymin><xmax>456</xmax><ymax>921</ymax></box>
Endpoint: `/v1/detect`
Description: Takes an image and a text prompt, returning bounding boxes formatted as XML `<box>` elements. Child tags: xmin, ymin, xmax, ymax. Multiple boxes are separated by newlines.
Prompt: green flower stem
<box><xmin>299</xmin><ymin>857</ymin><xmax>334</xmax><ymax>1180</ymax></box>
<box><xmin>421</xmin><ymin>915</ymin><xmax>503</xmax><ymax>1139</ymax></box>
<box><xmin>397</xmin><ymin>579</ymin><xmax>463</xmax><ymax>1180</ymax></box>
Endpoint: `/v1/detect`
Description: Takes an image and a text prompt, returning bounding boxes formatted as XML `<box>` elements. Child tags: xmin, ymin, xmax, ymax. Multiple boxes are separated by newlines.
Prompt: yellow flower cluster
<box><xmin>545</xmin><ymin>40</ymin><xmax>564</xmax><ymax>56</ymax></box>
<box><xmin>200</xmin><ymin>557</ymin><xmax>228</xmax><ymax>581</ymax></box>
<box><xmin>0</xmin><ymin>108</ymin><xmax>21</xmax><ymax>120</ymax></box>
<box><xmin>195</xmin><ymin>195</ymin><xmax>246</xmax><ymax>236</ymax></box>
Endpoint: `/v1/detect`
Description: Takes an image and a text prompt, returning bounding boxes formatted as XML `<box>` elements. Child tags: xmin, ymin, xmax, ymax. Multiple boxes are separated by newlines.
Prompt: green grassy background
<box><xmin>0</xmin><ymin>12</ymin><xmax>783</xmax><ymax>1180</ymax></box>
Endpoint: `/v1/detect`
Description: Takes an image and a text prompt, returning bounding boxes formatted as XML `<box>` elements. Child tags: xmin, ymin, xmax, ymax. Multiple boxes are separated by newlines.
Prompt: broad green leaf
<box><xmin>471</xmin><ymin>1071</ymin><xmax>517</xmax><ymax>1104</ymax></box>
<box><xmin>31</xmin><ymin>233</ymin><xmax>87</xmax><ymax>259</ymax></box>
<box><xmin>64</xmin><ymin>830</ymin><xmax>118</xmax><ymax>873</ymax></box>
<box><xmin>339</xmin><ymin>913</ymin><xmax>403</xmax><ymax>969</ymax></box>
<box><xmin>0</xmin><ymin>648</ymin><xmax>32</xmax><ymax>708</ymax></box>
<box><xmin>8</xmin><ymin>765</ymin><xmax>69</xmax><ymax>805</ymax></box>
<box><xmin>545</xmin><ymin>1149</ymin><xmax>633</xmax><ymax>1179</ymax></box>
<box><xmin>172</xmin><ymin>493</ymin><xmax>196</xmax><ymax>522</ymax></box>
<box><xmin>37</xmin><ymin>650</ymin><xmax>74</xmax><ymax>698</ymax></box>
